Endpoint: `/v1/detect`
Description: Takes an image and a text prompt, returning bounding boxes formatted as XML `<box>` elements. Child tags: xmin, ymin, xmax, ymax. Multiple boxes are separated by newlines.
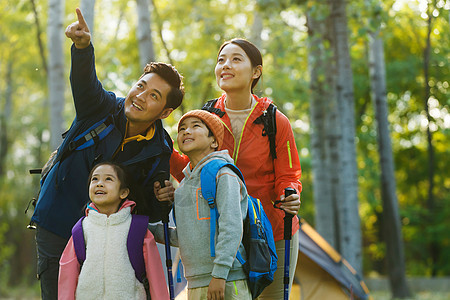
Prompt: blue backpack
<box><xmin>200</xmin><ymin>159</ymin><xmax>278</xmax><ymax>299</ymax></box>
<box><xmin>71</xmin><ymin>213</ymin><xmax>151</xmax><ymax>299</ymax></box>
<box><xmin>26</xmin><ymin>116</ymin><xmax>116</xmax><ymax>227</ymax></box>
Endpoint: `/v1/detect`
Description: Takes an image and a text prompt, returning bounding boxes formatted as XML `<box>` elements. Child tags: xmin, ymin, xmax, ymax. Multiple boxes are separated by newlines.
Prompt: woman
<box><xmin>169</xmin><ymin>38</ymin><xmax>302</xmax><ymax>299</ymax></box>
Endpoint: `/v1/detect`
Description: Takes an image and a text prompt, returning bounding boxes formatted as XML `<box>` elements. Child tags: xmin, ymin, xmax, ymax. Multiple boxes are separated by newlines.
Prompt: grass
<box><xmin>370</xmin><ymin>291</ymin><xmax>450</xmax><ymax>300</ymax></box>
<box><xmin>1</xmin><ymin>286</ymin><xmax>449</xmax><ymax>299</ymax></box>
<box><xmin>0</xmin><ymin>283</ymin><xmax>40</xmax><ymax>300</ymax></box>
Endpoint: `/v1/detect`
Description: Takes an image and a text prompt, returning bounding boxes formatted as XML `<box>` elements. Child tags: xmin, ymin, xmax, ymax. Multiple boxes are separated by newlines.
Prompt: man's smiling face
<box><xmin>124</xmin><ymin>72</ymin><xmax>173</xmax><ymax>128</ymax></box>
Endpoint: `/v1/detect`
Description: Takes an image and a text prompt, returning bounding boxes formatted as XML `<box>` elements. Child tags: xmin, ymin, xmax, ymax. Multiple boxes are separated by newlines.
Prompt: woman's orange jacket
<box><xmin>170</xmin><ymin>94</ymin><xmax>302</xmax><ymax>242</ymax></box>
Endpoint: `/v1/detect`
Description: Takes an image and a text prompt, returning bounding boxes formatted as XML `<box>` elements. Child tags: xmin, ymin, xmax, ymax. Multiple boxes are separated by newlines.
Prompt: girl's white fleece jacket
<box><xmin>58</xmin><ymin>200</ymin><xmax>169</xmax><ymax>299</ymax></box>
<box><xmin>150</xmin><ymin>150</ymin><xmax>248</xmax><ymax>289</ymax></box>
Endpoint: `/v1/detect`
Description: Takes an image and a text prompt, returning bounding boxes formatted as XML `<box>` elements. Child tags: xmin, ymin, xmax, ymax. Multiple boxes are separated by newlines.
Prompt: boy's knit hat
<box><xmin>178</xmin><ymin>110</ymin><xmax>224</xmax><ymax>149</ymax></box>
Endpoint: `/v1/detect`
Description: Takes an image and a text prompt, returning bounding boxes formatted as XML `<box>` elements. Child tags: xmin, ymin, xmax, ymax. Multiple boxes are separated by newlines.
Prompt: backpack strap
<box><xmin>42</xmin><ymin>115</ymin><xmax>115</xmax><ymax>176</ymax></box>
<box><xmin>200</xmin><ymin>160</ymin><xmax>245</xmax><ymax>257</ymax></box>
<box><xmin>203</xmin><ymin>99</ymin><xmax>278</xmax><ymax>159</ymax></box>
<box><xmin>68</xmin><ymin>115</ymin><xmax>114</xmax><ymax>152</ymax></box>
<box><xmin>202</xmin><ymin>99</ymin><xmax>225</xmax><ymax>118</ymax></box>
<box><xmin>127</xmin><ymin>214</ymin><xmax>150</xmax><ymax>283</ymax></box>
<box><xmin>254</xmin><ymin>103</ymin><xmax>277</xmax><ymax>159</ymax></box>
<box><xmin>72</xmin><ymin>216</ymin><xmax>86</xmax><ymax>265</ymax></box>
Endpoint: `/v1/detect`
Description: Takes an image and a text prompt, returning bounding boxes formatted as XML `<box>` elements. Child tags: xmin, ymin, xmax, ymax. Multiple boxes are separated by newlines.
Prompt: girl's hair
<box><xmin>88</xmin><ymin>161</ymin><xmax>130</xmax><ymax>190</ymax></box>
<box><xmin>218</xmin><ymin>38</ymin><xmax>263</xmax><ymax>93</ymax></box>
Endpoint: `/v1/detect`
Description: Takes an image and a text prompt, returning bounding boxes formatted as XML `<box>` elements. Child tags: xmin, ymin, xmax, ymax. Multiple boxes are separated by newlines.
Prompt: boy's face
<box><xmin>89</xmin><ymin>164</ymin><xmax>129</xmax><ymax>216</ymax></box>
<box><xmin>124</xmin><ymin>73</ymin><xmax>173</xmax><ymax>127</ymax></box>
<box><xmin>177</xmin><ymin>117</ymin><xmax>218</xmax><ymax>158</ymax></box>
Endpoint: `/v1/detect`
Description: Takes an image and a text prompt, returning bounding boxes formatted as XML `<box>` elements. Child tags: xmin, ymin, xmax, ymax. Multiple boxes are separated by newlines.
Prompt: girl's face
<box><xmin>215</xmin><ymin>43</ymin><xmax>261</xmax><ymax>94</ymax></box>
<box><xmin>89</xmin><ymin>164</ymin><xmax>129</xmax><ymax>216</ymax></box>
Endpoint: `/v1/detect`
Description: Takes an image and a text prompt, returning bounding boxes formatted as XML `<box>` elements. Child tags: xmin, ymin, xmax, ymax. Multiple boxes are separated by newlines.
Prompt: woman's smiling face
<box><xmin>215</xmin><ymin>43</ymin><xmax>259</xmax><ymax>93</ymax></box>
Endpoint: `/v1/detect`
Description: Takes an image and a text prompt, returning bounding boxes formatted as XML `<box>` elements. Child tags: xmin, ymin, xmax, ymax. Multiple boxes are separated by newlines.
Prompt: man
<box><xmin>31</xmin><ymin>8</ymin><xmax>184</xmax><ymax>299</ymax></box>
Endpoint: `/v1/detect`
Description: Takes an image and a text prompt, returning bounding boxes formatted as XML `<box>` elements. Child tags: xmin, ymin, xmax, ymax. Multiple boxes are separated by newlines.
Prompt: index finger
<box><xmin>75</xmin><ymin>8</ymin><xmax>88</xmax><ymax>27</ymax></box>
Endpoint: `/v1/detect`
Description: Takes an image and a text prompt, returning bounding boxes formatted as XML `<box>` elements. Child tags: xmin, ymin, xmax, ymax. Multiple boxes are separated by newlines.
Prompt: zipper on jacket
<box><xmin>233</xmin><ymin>103</ymin><xmax>259</xmax><ymax>162</ymax></box>
<box><xmin>221</xmin><ymin>123</ymin><xmax>236</xmax><ymax>163</ymax></box>
<box><xmin>287</xmin><ymin>140</ymin><xmax>293</xmax><ymax>168</ymax></box>
<box><xmin>103</xmin><ymin>218</ymin><xmax>110</xmax><ymax>297</ymax></box>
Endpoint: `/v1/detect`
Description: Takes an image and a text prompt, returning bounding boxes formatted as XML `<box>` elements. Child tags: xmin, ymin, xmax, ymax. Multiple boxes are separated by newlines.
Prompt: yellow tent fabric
<box><xmin>289</xmin><ymin>219</ymin><xmax>371</xmax><ymax>300</ymax></box>
<box><xmin>291</xmin><ymin>252</ymin><xmax>349</xmax><ymax>299</ymax></box>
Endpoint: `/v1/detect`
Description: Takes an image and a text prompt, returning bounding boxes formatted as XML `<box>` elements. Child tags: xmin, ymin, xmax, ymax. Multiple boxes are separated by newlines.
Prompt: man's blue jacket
<box><xmin>31</xmin><ymin>44</ymin><xmax>173</xmax><ymax>239</ymax></box>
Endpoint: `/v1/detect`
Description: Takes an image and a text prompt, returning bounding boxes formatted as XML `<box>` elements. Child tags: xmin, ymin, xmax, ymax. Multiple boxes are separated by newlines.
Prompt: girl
<box><xmin>169</xmin><ymin>38</ymin><xmax>302</xmax><ymax>299</ymax></box>
<box><xmin>58</xmin><ymin>162</ymin><xmax>169</xmax><ymax>299</ymax></box>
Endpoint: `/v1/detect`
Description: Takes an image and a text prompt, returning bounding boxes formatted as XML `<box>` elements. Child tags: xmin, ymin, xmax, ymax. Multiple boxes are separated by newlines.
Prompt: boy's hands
<box><xmin>65</xmin><ymin>8</ymin><xmax>91</xmax><ymax>49</ymax></box>
<box><xmin>207</xmin><ymin>277</ymin><xmax>226</xmax><ymax>300</ymax></box>
<box><xmin>153</xmin><ymin>180</ymin><xmax>175</xmax><ymax>203</ymax></box>
<box><xmin>278</xmin><ymin>193</ymin><xmax>301</xmax><ymax>215</ymax></box>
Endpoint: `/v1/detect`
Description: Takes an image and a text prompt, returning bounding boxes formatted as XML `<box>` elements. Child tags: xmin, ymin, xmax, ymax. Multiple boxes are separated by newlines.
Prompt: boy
<box><xmin>152</xmin><ymin>110</ymin><xmax>252</xmax><ymax>300</ymax></box>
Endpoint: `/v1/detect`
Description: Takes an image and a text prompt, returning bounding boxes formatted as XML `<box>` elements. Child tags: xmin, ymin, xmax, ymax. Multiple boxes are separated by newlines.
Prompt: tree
<box><xmin>422</xmin><ymin>0</ymin><xmax>445</xmax><ymax>277</ymax></box>
<box><xmin>305</xmin><ymin>0</ymin><xmax>362</xmax><ymax>273</ymax></box>
<box><xmin>366</xmin><ymin>0</ymin><xmax>411</xmax><ymax>297</ymax></box>
<box><xmin>30</xmin><ymin>0</ymin><xmax>47</xmax><ymax>75</ymax></box>
<box><xmin>0</xmin><ymin>60</ymin><xmax>13</xmax><ymax>177</ymax></box>
<box><xmin>136</xmin><ymin>0</ymin><xmax>155</xmax><ymax>68</ymax></box>
<box><xmin>328</xmin><ymin>0</ymin><xmax>362</xmax><ymax>273</ymax></box>
<box><xmin>250</xmin><ymin>10</ymin><xmax>263</xmax><ymax>49</ymax></box>
<box><xmin>80</xmin><ymin>0</ymin><xmax>96</xmax><ymax>38</ymax></box>
<box><xmin>306</xmin><ymin>2</ymin><xmax>337</xmax><ymax>247</ymax></box>
<box><xmin>47</xmin><ymin>0</ymin><xmax>66</xmax><ymax>150</ymax></box>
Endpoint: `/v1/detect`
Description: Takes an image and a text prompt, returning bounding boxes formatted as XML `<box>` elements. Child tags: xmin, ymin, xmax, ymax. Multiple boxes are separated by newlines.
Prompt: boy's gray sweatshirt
<box><xmin>150</xmin><ymin>150</ymin><xmax>248</xmax><ymax>289</ymax></box>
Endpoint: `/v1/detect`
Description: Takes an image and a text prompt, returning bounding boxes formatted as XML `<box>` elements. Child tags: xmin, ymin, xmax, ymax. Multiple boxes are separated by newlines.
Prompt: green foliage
<box><xmin>0</xmin><ymin>220</ymin><xmax>14</xmax><ymax>295</ymax></box>
<box><xmin>351</xmin><ymin>0</ymin><xmax>450</xmax><ymax>277</ymax></box>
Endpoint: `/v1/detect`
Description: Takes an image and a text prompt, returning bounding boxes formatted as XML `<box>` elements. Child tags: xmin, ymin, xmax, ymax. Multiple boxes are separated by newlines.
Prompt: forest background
<box><xmin>0</xmin><ymin>0</ymin><xmax>448</xmax><ymax>298</ymax></box>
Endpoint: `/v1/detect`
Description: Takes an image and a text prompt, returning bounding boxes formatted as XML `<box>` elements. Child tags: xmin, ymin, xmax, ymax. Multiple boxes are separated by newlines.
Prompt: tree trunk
<box><xmin>423</xmin><ymin>0</ymin><xmax>438</xmax><ymax>277</ymax></box>
<box><xmin>306</xmin><ymin>4</ymin><xmax>337</xmax><ymax>247</ymax></box>
<box><xmin>0</xmin><ymin>60</ymin><xmax>13</xmax><ymax>177</ymax></box>
<box><xmin>368</xmin><ymin>28</ymin><xmax>412</xmax><ymax>299</ymax></box>
<box><xmin>150</xmin><ymin>0</ymin><xmax>185</xmax><ymax>114</ymax></box>
<box><xmin>250</xmin><ymin>10</ymin><xmax>263</xmax><ymax>49</ymax></box>
<box><xmin>30</xmin><ymin>0</ymin><xmax>48</xmax><ymax>75</ymax></box>
<box><xmin>80</xmin><ymin>0</ymin><xmax>96</xmax><ymax>38</ymax></box>
<box><xmin>150</xmin><ymin>0</ymin><xmax>173</xmax><ymax>66</ymax></box>
<box><xmin>136</xmin><ymin>0</ymin><xmax>155</xmax><ymax>68</ymax></box>
<box><xmin>328</xmin><ymin>0</ymin><xmax>362</xmax><ymax>273</ymax></box>
<box><xmin>366</xmin><ymin>0</ymin><xmax>412</xmax><ymax>297</ymax></box>
<box><xmin>47</xmin><ymin>0</ymin><xmax>66</xmax><ymax>150</ymax></box>
<box><xmin>30</xmin><ymin>0</ymin><xmax>49</xmax><ymax>169</ymax></box>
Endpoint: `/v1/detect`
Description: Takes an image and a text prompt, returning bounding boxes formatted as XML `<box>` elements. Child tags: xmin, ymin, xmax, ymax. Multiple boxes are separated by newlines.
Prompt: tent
<box><xmin>159</xmin><ymin>217</ymin><xmax>372</xmax><ymax>300</ymax></box>
<box><xmin>291</xmin><ymin>218</ymin><xmax>371</xmax><ymax>300</ymax></box>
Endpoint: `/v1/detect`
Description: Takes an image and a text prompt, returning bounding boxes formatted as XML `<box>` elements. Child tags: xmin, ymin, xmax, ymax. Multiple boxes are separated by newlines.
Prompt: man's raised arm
<box><xmin>66</xmin><ymin>8</ymin><xmax>113</xmax><ymax>118</ymax></box>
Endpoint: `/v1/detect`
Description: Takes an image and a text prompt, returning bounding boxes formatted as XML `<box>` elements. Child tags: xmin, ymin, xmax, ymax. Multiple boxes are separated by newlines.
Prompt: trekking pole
<box><xmin>282</xmin><ymin>187</ymin><xmax>296</xmax><ymax>300</ymax></box>
<box><xmin>156</xmin><ymin>171</ymin><xmax>175</xmax><ymax>300</ymax></box>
